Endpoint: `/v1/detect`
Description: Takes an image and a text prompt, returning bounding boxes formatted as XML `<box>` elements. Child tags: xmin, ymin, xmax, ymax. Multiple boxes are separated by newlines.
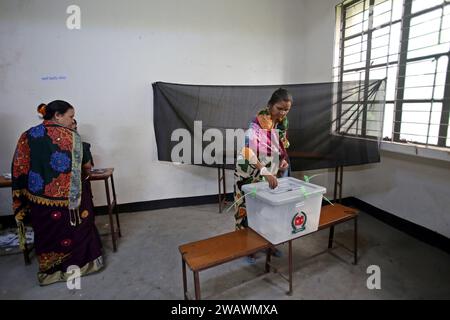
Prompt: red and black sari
<box><xmin>12</xmin><ymin>120</ymin><xmax>103</xmax><ymax>285</ymax></box>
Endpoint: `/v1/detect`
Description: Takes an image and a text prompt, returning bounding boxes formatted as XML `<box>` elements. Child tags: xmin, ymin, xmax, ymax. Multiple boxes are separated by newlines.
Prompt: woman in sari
<box><xmin>12</xmin><ymin>100</ymin><xmax>103</xmax><ymax>285</ymax></box>
<box><xmin>234</xmin><ymin>88</ymin><xmax>293</xmax><ymax>261</ymax></box>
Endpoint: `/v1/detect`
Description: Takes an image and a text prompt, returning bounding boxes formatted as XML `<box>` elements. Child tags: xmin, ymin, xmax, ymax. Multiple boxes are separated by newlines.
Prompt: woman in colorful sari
<box><xmin>12</xmin><ymin>100</ymin><xmax>103</xmax><ymax>285</ymax></box>
<box><xmin>234</xmin><ymin>88</ymin><xmax>293</xmax><ymax>262</ymax></box>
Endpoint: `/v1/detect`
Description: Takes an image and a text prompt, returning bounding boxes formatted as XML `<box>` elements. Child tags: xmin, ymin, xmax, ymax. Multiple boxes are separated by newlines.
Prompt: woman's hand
<box><xmin>265</xmin><ymin>174</ymin><xmax>278</xmax><ymax>189</ymax></box>
<box><xmin>258</xmin><ymin>162</ymin><xmax>278</xmax><ymax>188</ymax></box>
<box><xmin>279</xmin><ymin>159</ymin><xmax>289</xmax><ymax>172</ymax></box>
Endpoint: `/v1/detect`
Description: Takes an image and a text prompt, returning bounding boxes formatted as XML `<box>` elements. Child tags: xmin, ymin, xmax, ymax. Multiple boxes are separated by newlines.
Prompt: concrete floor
<box><xmin>0</xmin><ymin>203</ymin><xmax>449</xmax><ymax>299</ymax></box>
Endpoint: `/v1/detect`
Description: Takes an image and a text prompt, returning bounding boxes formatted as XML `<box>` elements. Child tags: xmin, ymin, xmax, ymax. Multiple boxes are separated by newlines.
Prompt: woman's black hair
<box><xmin>268</xmin><ymin>88</ymin><xmax>293</xmax><ymax>106</ymax></box>
<box><xmin>37</xmin><ymin>100</ymin><xmax>74</xmax><ymax>120</ymax></box>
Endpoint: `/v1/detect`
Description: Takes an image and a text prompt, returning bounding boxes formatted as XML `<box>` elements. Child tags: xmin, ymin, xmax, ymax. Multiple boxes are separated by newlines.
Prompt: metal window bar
<box><xmin>379</xmin><ymin>0</ymin><xmax>395</xmax><ymax>140</ymax></box>
<box><xmin>392</xmin><ymin>131</ymin><xmax>449</xmax><ymax>138</ymax></box>
<box><xmin>341</xmin><ymin>45</ymin><xmax>450</xmax><ymax>71</ymax></box>
<box><xmin>393</xmin><ymin>0</ymin><xmax>412</xmax><ymax>142</ymax></box>
<box><xmin>394</xmin><ymin>109</ymin><xmax>450</xmax><ymax>112</ymax></box>
<box><xmin>394</xmin><ymin>120</ymin><xmax>448</xmax><ymax>125</ymax></box>
<box><xmin>343</xmin><ymin>13</ymin><xmax>450</xmax><ymax>46</ymax></box>
<box><xmin>344</xmin><ymin>7</ymin><xmax>395</xmax><ymax>30</ymax></box>
<box><xmin>337</xmin><ymin>3</ymin><xmax>348</xmax><ymax>132</ymax></box>
<box><xmin>438</xmin><ymin>51</ymin><xmax>450</xmax><ymax>146</ymax></box>
<box><xmin>342</xmin><ymin>102</ymin><xmax>450</xmax><ymax>108</ymax></box>
<box><xmin>390</xmin><ymin>84</ymin><xmax>449</xmax><ymax>90</ymax></box>
<box><xmin>338</xmin><ymin>0</ymin><xmax>376</xmax><ymax>136</ymax></box>
<box><xmin>345</xmin><ymin>0</ymin><xmax>393</xmax><ymax>21</ymax></box>
<box><xmin>339</xmin><ymin>51</ymin><xmax>449</xmax><ymax>73</ymax></box>
<box><xmin>356</xmin><ymin>69</ymin><xmax>364</xmax><ymax>134</ymax></box>
<box><xmin>362</xmin><ymin>0</ymin><xmax>376</xmax><ymax>136</ymax></box>
<box><xmin>362</xmin><ymin>25</ymin><xmax>450</xmax><ymax>52</ymax></box>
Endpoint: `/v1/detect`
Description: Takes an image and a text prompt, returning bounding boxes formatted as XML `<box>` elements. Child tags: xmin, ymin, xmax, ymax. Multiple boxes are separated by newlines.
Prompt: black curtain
<box><xmin>153</xmin><ymin>80</ymin><xmax>385</xmax><ymax>171</ymax></box>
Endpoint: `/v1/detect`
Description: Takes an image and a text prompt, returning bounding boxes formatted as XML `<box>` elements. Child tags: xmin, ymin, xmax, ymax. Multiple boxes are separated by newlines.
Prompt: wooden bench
<box><xmin>179</xmin><ymin>203</ymin><xmax>358</xmax><ymax>299</ymax></box>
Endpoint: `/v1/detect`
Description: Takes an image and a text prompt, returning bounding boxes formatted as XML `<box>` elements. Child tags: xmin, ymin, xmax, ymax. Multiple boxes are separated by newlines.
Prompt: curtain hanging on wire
<box><xmin>153</xmin><ymin>79</ymin><xmax>386</xmax><ymax>171</ymax></box>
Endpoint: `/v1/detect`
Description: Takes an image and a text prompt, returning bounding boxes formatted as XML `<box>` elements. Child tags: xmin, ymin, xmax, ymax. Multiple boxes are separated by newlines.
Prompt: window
<box><xmin>334</xmin><ymin>0</ymin><xmax>450</xmax><ymax>148</ymax></box>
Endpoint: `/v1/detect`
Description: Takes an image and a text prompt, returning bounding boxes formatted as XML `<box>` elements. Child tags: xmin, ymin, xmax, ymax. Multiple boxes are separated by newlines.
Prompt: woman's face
<box><xmin>54</xmin><ymin>108</ymin><xmax>75</xmax><ymax>128</ymax></box>
<box><xmin>269</xmin><ymin>100</ymin><xmax>292</xmax><ymax>122</ymax></box>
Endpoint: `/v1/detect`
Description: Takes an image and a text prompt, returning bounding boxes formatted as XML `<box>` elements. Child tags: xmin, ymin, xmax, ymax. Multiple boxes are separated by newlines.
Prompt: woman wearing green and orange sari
<box><xmin>234</xmin><ymin>88</ymin><xmax>293</xmax><ymax>233</ymax></box>
<box><xmin>12</xmin><ymin>100</ymin><xmax>103</xmax><ymax>285</ymax></box>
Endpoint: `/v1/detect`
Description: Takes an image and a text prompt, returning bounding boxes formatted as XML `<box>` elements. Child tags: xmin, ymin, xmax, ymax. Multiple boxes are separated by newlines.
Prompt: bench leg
<box><xmin>217</xmin><ymin>168</ymin><xmax>222</xmax><ymax>213</ymax></box>
<box><xmin>110</xmin><ymin>175</ymin><xmax>122</xmax><ymax>238</ymax></box>
<box><xmin>328</xmin><ymin>226</ymin><xmax>335</xmax><ymax>249</ymax></box>
<box><xmin>265</xmin><ymin>248</ymin><xmax>271</xmax><ymax>273</ymax></box>
<box><xmin>182</xmin><ymin>258</ymin><xmax>188</xmax><ymax>300</ymax></box>
<box><xmin>222</xmin><ymin>166</ymin><xmax>226</xmax><ymax>208</ymax></box>
<box><xmin>23</xmin><ymin>243</ymin><xmax>31</xmax><ymax>265</ymax></box>
<box><xmin>288</xmin><ymin>240</ymin><xmax>293</xmax><ymax>296</ymax></box>
<box><xmin>194</xmin><ymin>271</ymin><xmax>201</xmax><ymax>300</ymax></box>
<box><xmin>354</xmin><ymin>217</ymin><xmax>358</xmax><ymax>265</ymax></box>
<box><xmin>105</xmin><ymin>179</ymin><xmax>117</xmax><ymax>252</ymax></box>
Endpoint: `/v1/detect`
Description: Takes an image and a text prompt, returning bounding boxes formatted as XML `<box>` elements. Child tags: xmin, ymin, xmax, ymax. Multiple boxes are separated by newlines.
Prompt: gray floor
<box><xmin>0</xmin><ymin>203</ymin><xmax>449</xmax><ymax>300</ymax></box>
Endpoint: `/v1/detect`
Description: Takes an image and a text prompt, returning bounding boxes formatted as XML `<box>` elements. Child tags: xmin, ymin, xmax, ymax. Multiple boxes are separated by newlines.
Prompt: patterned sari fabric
<box><xmin>12</xmin><ymin>120</ymin><xmax>103</xmax><ymax>285</ymax></box>
<box><xmin>233</xmin><ymin>109</ymin><xmax>290</xmax><ymax>229</ymax></box>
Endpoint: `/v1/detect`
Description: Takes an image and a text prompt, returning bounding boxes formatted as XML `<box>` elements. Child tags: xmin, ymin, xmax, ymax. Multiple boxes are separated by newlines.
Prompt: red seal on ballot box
<box><xmin>291</xmin><ymin>211</ymin><xmax>307</xmax><ymax>234</ymax></box>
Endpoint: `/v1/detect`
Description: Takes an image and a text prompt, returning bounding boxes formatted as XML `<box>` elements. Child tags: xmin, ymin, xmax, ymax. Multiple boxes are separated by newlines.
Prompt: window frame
<box><xmin>335</xmin><ymin>0</ymin><xmax>450</xmax><ymax>148</ymax></box>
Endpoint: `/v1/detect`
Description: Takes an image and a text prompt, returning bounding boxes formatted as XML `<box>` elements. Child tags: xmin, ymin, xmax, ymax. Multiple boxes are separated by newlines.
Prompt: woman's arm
<box><xmin>81</xmin><ymin>142</ymin><xmax>93</xmax><ymax>179</ymax></box>
<box><xmin>237</xmin><ymin>147</ymin><xmax>278</xmax><ymax>189</ymax></box>
<box><xmin>82</xmin><ymin>160</ymin><xmax>92</xmax><ymax>179</ymax></box>
<box><xmin>11</xmin><ymin>132</ymin><xmax>31</xmax><ymax>250</ymax></box>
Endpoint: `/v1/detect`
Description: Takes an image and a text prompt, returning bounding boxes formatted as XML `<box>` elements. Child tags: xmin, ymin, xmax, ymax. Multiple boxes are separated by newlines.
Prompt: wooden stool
<box><xmin>89</xmin><ymin>168</ymin><xmax>122</xmax><ymax>252</ymax></box>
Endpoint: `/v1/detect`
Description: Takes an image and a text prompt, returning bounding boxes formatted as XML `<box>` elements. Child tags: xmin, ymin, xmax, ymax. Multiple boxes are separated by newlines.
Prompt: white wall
<box><xmin>303</xmin><ymin>0</ymin><xmax>338</xmax><ymax>83</ymax></box>
<box><xmin>0</xmin><ymin>0</ymin><xmax>309</xmax><ymax>214</ymax></box>
<box><xmin>300</xmin><ymin>0</ymin><xmax>450</xmax><ymax>238</ymax></box>
<box><xmin>344</xmin><ymin>151</ymin><xmax>450</xmax><ymax>238</ymax></box>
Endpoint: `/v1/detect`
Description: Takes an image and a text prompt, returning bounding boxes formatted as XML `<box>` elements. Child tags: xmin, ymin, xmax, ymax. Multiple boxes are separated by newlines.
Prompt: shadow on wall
<box><xmin>0</xmin><ymin>112</ymin><xmax>23</xmax><ymax>170</ymax></box>
<box><xmin>77</xmin><ymin>122</ymin><xmax>110</xmax><ymax>205</ymax></box>
<box><xmin>276</xmin><ymin>0</ymin><xmax>306</xmax><ymax>83</ymax></box>
<box><xmin>342</xmin><ymin>162</ymin><xmax>395</xmax><ymax>198</ymax></box>
<box><xmin>77</xmin><ymin>123</ymin><xmax>98</xmax><ymax>164</ymax></box>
